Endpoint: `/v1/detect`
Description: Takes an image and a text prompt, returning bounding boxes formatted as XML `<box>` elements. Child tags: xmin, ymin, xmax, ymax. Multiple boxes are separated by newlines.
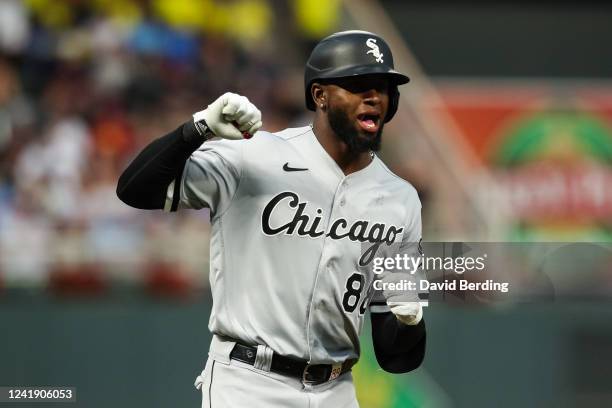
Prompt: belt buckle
<box><xmin>302</xmin><ymin>363</ymin><xmax>343</xmax><ymax>384</ymax></box>
<box><xmin>302</xmin><ymin>364</ymin><xmax>317</xmax><ymax>385</ymax></box>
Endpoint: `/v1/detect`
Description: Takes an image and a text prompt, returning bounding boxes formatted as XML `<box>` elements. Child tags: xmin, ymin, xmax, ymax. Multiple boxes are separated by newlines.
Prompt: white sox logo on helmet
<box><xmin>366</xmin><ymin>38</ymin><xmax>384</xmax><ymax>63</ymax></box>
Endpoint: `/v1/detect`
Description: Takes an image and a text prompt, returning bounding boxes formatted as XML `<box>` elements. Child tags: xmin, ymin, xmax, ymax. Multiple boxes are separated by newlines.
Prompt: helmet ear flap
<box><xmin>384</xmin><ymin>87</ymin><xmax>399</xmax><ymax>123</ymax></box>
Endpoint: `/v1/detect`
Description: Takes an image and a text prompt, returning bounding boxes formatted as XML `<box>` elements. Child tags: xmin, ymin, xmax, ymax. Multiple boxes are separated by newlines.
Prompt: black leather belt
<box><xmin>230</xmin><ymin>342</ymin><xmax>356</xmax><ymax>385</ymax></box>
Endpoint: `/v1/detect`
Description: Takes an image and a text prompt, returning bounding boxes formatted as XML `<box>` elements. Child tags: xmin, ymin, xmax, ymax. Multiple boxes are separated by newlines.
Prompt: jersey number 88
<box><xmin>342</xmin><ymin>273</ymin><xmax>368</xmax><ymax>315</ymax></box>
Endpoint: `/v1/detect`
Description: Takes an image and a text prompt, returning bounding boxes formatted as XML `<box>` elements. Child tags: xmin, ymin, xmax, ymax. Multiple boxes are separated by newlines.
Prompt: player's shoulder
<box><xmin>255</xmin><ymin>125</ymin><xmax>312</xmax><ymax>141</ymax></box>
<box><xmin>199</xmin><ymin>126</ymin><xmax>311</xmax><ymax>151</ymax></box>
<box><xmin>374</xmin><ymin>158</ymin><xmax>421</xmax><ymax>205</ymax></box>
<box><xmin>192</xmin><ymin>126</ymin><xmax>312</xmax><ymax>163</ymax></box>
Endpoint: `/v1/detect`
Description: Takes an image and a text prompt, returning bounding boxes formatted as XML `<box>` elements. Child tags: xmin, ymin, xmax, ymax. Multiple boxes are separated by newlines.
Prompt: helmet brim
<box><xmin>312</xmin><ymin>64</ymin><xmax>409</xmax><ymax>85</ymax></box>
<box><xmin>305</xmin><ymin>64</ymin><xmax>409</xmax><ymax>111</ymax></box>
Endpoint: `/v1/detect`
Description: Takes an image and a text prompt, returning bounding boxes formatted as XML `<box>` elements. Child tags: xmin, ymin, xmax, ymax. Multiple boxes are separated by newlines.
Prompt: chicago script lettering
<box><xmin>261</xmin><ymin>191</ymin><xmax>403</xmax><ymax>265</ymax></box>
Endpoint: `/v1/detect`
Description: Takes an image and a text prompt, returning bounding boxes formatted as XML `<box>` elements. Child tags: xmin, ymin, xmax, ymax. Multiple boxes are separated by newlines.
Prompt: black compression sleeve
<box><xmin>116</xmin><ymin>120</ymin><xmax>205</xmax><ymax>210</ymax></box>
<box><xmin>371</xmin><ymin>312</ymin><xmax>426</xmax><ymax>373</ymax></box>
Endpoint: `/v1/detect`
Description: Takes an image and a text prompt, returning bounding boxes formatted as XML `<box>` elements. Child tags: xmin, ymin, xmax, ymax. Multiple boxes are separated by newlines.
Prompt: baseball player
<box><xmin>117</xmin><ymin>30</ymin><xmax>425</xmax><ymax>407</ymax></box>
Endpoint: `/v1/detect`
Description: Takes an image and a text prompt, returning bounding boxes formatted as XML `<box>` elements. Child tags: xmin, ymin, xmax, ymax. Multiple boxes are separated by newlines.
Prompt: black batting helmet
<box><xmin>304</xmin><ymin>30</ymin><xmax>409</xmax><ymax>122</ymax></box>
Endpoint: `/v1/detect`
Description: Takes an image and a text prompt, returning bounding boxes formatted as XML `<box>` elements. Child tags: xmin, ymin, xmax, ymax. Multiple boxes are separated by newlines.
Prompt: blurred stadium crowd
<box><xmin>0</xmin><ymin>0</ymin><xmax>336</xmax><ymax>291</ymax></box>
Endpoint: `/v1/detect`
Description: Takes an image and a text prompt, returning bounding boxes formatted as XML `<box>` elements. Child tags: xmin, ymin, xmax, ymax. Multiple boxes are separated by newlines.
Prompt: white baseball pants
<box><xmin>195</xmin><ymin>335</ymin><xmax>359</xmax><ymax>408</ymax></box>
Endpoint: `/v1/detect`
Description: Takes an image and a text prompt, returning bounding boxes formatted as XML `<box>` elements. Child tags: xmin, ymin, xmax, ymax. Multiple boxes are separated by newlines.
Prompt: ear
<box><xmin>311</xmin><ymin>83</ymin><xmax>327</xmax><ymax>109</ymax></box>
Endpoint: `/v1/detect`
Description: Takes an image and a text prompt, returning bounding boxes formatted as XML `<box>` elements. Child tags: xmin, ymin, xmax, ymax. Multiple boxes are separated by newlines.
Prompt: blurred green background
<box><xmin>2</xmin><ymin>295</ymin><xmax>611</xmax><ymax>407</ymax></box>
<box><xmin>1</xmin><ymin>0</ymin><xmax>611</xmax><ymax>407</ymax></box>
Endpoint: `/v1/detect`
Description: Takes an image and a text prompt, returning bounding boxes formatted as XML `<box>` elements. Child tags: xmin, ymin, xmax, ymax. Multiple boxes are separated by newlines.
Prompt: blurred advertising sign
<box><xmin>440</xmin><ymin>82</ymin><xmax>612</xmax><ymax>240</ymax></box>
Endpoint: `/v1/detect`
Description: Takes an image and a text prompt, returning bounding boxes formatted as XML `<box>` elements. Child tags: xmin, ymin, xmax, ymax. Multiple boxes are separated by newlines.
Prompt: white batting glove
<box><xmin>388</xmin><ymin>301</ymin><xmax>423</xmax><ymax>326</ymax></box>
<box><xmin>193</xmin><ymin>92</ymin><xmax>262</xmax><ymax>140</ymax></box>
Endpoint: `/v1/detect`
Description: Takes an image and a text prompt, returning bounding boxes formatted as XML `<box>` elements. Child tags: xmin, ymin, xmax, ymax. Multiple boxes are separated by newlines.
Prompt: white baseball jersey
<box><xmin>165</xmin><ymin>125</ymin><xmax>422</xmax><ymax>364</ymax></box>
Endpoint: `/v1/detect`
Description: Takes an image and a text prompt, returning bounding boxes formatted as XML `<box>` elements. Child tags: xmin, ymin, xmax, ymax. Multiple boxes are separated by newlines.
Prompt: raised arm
<box><xmin>116</xmin><ymin>93</ymin><xmax>262</xmax><ymax>210</ymax></box>
<box><xmin>116</xmin><ymin>120</ymin><xmax>205</xmax><ymax>209</ymax></box>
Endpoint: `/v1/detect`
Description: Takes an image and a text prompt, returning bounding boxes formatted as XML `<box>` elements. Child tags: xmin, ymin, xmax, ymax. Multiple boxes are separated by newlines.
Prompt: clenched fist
<box><xmin>193</xmin><ymin>92</ymin><xmax>262</xmax><ymax>140</ymax></box>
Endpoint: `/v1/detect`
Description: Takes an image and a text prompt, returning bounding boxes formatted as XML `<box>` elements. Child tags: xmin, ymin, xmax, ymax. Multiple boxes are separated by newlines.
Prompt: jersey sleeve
<box><xmin>370</xmin><ymin>193</ymin><xmax>423</xmax><ymax>314</ymax></box>
<box><xmin>164</xmin><ymin>138</ymin><xmax>244</xmax><ymax>216</ymax></box>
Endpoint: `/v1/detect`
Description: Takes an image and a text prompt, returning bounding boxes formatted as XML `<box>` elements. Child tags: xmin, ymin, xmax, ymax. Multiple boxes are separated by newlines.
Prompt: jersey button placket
<box><xmin>339</xmin><ymin>179</ymin><xmax>347</xmax><ymax>207</ymax></box>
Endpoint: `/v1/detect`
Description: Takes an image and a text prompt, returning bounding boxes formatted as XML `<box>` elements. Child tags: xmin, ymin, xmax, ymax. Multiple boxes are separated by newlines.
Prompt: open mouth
<box><xmin>357</xmin><ymin>113</ymin><xmax>380</xmax><ymax>133</ymax></box>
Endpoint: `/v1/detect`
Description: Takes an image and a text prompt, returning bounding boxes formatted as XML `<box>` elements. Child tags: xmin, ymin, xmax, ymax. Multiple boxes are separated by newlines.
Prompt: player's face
<box><xmin>324</xmin><ymin>75</ymin><xmax>390</xmax><ymax>153</ymax></box>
